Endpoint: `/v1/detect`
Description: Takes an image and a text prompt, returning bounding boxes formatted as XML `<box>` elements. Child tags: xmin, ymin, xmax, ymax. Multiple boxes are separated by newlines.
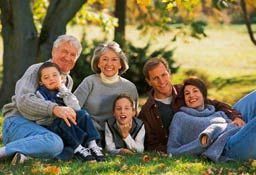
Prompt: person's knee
<box><xmin>44</xmin><ymin>133</ymin><xmax>64</xmax><ymax>157</ymax></box>
<box><xmin>76</xmin><ymin>109</ymin><xmax>91</xmax><ymax>122</ymax></box>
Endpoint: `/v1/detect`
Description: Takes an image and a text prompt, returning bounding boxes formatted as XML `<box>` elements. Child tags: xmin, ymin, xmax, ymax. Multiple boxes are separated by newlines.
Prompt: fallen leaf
<box><xmin>142</xmin><ymin>155</ymin><xmax>151</xmax><ymax>163</ymax></box>
<box><xmin>202</xmin><ymin>168</ymin><xmax>213</xmax><ymax>175</ymax></box>
<box><xmin>43</xmin><ymin>165</ymin><xmax>61</xmax><ymax>175</ymax></box>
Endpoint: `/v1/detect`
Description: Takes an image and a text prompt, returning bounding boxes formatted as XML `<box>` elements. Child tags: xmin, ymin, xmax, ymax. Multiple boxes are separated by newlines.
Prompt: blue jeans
<box><xmin>47</xmin><ymin>110</ymin><xmax>100</xmax><ymax>149</ymax></box>
<box><xmin>2</xmin><ymin>116</ymin><xmax>64</xmax><ymax>158</ymax></box>
<box><xmin>223</xmin><ymin>90</ymin><xmax>256</xmax><ymax>160</ymax></box>
<box><xmin>233</xmin><ymin>90</ymin><xmax>256</xmax><ymax>123</ymax></box>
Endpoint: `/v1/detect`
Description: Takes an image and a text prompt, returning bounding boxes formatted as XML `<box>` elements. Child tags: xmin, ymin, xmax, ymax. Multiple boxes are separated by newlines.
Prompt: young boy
<box><xmin>37</xmin><ymin>62</ymin><xmax>105</xmax><ymax>162</ymax></box>
<box><xmin>105</xmin><ymin>94</ymin><xmax>145</xmax><ymax>154</ymax></box>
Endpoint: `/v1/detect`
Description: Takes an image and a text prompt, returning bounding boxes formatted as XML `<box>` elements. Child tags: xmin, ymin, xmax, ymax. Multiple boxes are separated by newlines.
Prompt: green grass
<box><xmin>1</xmin><ymin>24</ymin><xmax>256</xmax><ymax>174</ymax></box>
<box><xmin>1</xmin><ymin>149</ymin><xmax>256</xmax><ymax>175</ymax></box>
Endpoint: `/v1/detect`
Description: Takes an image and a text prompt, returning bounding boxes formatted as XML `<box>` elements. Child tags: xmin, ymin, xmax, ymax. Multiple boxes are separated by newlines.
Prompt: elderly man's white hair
<box><xmin>53</xmin><ymin>35</ymin><xmax>82</xmax><ymax>59</ymax></box>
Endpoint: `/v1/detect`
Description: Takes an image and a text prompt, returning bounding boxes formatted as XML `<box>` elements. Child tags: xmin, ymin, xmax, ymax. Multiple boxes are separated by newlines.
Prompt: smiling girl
<box><xmin>105</xmin><ymin>94</ymin><xmax>145</xmax><ymax>154</ymax></box>
<box><xmin>167</xmin><ymin>77</ymin><xmax>256</xmax><ymax>162</ymax></box>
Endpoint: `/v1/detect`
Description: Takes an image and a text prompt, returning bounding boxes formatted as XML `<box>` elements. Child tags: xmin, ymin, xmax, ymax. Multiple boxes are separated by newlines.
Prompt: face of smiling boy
<box><xmin>113</xmin><ymin>98</ymin><xmax>135</xmax><ymax>125</ymax></box>
<box><xmin>40</xmin><ymin>67</ymin><xmax>62</xmax><ymax>90</ymax></box>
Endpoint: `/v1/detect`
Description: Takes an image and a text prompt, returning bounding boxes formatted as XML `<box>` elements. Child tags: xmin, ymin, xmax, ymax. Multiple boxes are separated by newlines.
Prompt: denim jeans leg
<box><xmin>2</xmin><ymin>116</ymin><xmax>64</xmax><ymax>158</ymax></box>
<box><xmin>48</xmin><ymin>118</ymin><xmax>87</xmax><ymax>149</ymax></box>
<box><xmin>223</xmin><ymin>117</ymin><xmax>256</xmax><ymax>160</ymax></box>
<box><xmin>233</xmin><ymin>90</ymin><xmax>256</xmax><ymax>123</ymax></box>
<box><xmin>76</xmin><ymin>110</ymin><xmax>100</xmax><ymax>143</ymax></box>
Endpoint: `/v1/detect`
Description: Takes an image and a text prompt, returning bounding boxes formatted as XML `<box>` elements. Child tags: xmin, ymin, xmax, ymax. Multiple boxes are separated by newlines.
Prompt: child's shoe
<box><xmin>11</xmin><ymin>153</ymin><xmax>29</xmax><ymax>165</ymax></box>
<box><xmin>90</xmin><ymin>146</ymin><xmax>105</xmax><ymax>162</ymax></box>
<box><xmin>75</xmin><ymin>147</ymin><xmax>96</xmax><ymax>162</ymax></box>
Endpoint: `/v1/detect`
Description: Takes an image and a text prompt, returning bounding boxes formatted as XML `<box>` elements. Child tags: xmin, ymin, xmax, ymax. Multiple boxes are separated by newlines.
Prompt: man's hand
<box><xmin>53</xmin><ymin>106</ymin><xmax>77</xmax><ymax>127</ymax></box>
<box><xmin>232</xmin><ymin>117</ymin><xmax>245</xmax><ymax>127</ymax></box>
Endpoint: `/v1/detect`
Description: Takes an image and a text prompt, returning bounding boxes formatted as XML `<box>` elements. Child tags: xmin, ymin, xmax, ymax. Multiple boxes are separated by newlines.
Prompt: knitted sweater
<box><xmin>2</xmin><ymin>61</ymin><xmax>73</xmax><ymax>125</ymax></box>
<box><xmin>167</xmin><ymin>105</ymin><xmax>240</xmax><ymax>162</ymax></box>
<box><xmin>74</xmin><ymin>74</ymin><xmax>138</xmax><ymax>131</ymax></box>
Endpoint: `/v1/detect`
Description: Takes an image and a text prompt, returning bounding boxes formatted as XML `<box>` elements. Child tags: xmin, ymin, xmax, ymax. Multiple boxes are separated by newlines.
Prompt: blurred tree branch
<box><xmin>240</xmin><ymin>0</ymin><xmax>256</xmax><ymax>46</ymax></box>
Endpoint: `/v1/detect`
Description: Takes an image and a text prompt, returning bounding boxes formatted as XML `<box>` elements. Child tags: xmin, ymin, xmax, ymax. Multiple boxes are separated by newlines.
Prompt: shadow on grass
<box><xmin>212</xmin><ymin>75</ymin><xmax>256</xmax><ymax>91</ymax></box>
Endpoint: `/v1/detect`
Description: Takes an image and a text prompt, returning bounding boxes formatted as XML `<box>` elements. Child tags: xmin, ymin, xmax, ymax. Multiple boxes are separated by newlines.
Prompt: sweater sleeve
<box><xmin>73</xmin><ymin>77</ymin><xmax>91</xmax><ymax>108</ymax></box>
<box><xmin>123</xmin><ymin>125</ymin><xmax>145</xmax><ymax>153</ymax></box>
<box><xmin>58</xmin><ymin>84</ymin><xmax>81</xmax><ymax>111</ymax></box>
<box><xmin>199</xmin><ymin>123</ymin><xmax>228</xmax><ymax>147</ymax></box>
<box><xmin>167</xmin><ymin>112</ymin><xmax>204</xmax><ymax>156</ymax></box>
<box><xmin>16</xmin><ymin>64</ymin><xmax>58</xmax><ymax>120</ymax></box>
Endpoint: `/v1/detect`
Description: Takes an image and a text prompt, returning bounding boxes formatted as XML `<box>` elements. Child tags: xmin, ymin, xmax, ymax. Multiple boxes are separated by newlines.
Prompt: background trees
<box><xmin>0</xmin><ymin>0</ymin><xmax>255</xmax><ymax>107</ymax></box>
<box><xmin>0</xmin><ymin>0</ymin><xmax>85</xmax><ymax>107</ymax></box>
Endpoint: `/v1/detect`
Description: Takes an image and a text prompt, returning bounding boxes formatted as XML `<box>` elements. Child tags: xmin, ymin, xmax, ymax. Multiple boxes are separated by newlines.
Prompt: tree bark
<box><xmin>0</xmin><ymin>0</ymin><xmax>86</xmax><ymax>108</ymax></box>
<box><xmin>114</xmin><ymin>0</ymin><xmax>126</xmax><ymax>48</ymax></box>
<box><xmin>0</xmin><ymin>0</ymin><xmax>38</xmax><ymax>107</ymax></box>
<box><xmin>241</xmin><ymin>0</ymin><xmax>256</xmax><ymax>46</ymax></box>
<box><xmin>38</xmin><ymin>0</ymin><xmax>85</xmax><ymax>62</ymax></box>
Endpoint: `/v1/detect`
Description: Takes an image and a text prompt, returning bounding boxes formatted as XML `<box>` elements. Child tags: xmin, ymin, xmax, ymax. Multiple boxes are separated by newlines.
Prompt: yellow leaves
<box><xmin>136</xmin><ymin>0</ymin><xmax>151</xmax><ymax>7</ymax></box>
<box><xmin>71</xmin><ymin>2</ymin><xmax>117</xmax><ymax>34</ymax></box>
<box><xmin>163</xmin><ymin>0</ymin><xmax>201</xmax><ymax>12</ymax></box>
<box><xmin>31</xmin><ymin>163</ymin><xmax>61</xmax><ymax>175</ymax></box>
<box><xmin>167</xmin><ymin>2</ymin><xmax>177</xmax><ymax>11</ymax></box>
<box><xmin>87</xmin><ymin>0</ymin><xmax>106</xmax><ymax>5</ymax></box>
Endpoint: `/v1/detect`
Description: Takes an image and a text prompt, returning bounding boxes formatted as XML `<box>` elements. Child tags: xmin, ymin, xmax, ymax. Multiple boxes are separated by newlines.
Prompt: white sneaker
<box><xmin>90</xmin><ymin>146</ymin><xmax>105</xmax><ymax>162</ymax></box>
<box><xmin>75</xmin><ymin>147</ymin><xmax>96</xmax><ymax>162</ymax></box>
<box><xmin>11</xmin><ymin>153</ymin><xmax>29</xmax><ymax>165</ymax></box>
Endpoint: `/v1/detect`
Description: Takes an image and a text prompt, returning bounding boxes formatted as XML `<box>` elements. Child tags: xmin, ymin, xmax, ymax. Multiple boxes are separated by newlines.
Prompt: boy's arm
<box><xmin>58</xmin><ymin>84</ymin><xmax>81</xmax><ymax>111</ymax></box>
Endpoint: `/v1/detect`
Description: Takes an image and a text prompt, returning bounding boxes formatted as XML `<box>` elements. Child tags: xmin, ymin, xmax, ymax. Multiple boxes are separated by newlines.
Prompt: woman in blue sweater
<box><xmin>167</xmin><ymin>77</ymin><xmax>256</xmax><ymax>162</ymax></box>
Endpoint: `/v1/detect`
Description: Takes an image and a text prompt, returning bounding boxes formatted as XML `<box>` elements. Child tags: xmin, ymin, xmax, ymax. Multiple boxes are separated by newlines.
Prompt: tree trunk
<box><xmin>0</xmin><ymin>0</ymin><xmax>86</xmax><ymax>108</ymax></box>
<box><xmin>241</xmin><ymin>0</ymin><xmax>256</xmax><ymax>46</ymax></box>
<box><xmin>114</xmin><ymin>0</ymin><xmax>126</xmax><ymax>48</ymax></box>
<box><xmin>38</xmin><ymin>0</ymin><xmax>85</xmax><ymax>62</ymax></box>
<box><xmin>0</xmin><ymin>0</ymin><xmax>38</xmax><ymax>107</ymax></box>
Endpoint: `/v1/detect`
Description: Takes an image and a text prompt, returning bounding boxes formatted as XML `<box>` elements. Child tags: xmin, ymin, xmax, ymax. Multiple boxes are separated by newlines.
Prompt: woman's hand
<box><xmin>53</xmin><ymin>106</ymin><xmax>77</xmax><ymax>127</ymax></box>
<box><xmin>232</xmin><ymin>117</ymin><xmax>245</xmax><ymax>127</ymax></box>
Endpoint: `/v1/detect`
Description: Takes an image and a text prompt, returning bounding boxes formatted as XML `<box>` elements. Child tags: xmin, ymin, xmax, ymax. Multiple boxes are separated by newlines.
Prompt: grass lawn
<box><xmin>1</xmin><ymin>137</ymin><xmax>256</xmax><ymax>175</ymax></box>
<box><xmin>1</xmin><ymin>24</ymin><xmax>256</xmax><ymax>174</ymax></box>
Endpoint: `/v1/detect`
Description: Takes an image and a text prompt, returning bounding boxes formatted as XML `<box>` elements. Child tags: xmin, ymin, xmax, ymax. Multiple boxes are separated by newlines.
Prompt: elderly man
<box><xmin>138</xmin><ymin>57</ymin><xmax>245</xmax><ymax>153</ymax></box>
<box><xmin>0</xmin><ymin>35</ymin><xmax>82</xmax><ymax>163</ymax></box>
